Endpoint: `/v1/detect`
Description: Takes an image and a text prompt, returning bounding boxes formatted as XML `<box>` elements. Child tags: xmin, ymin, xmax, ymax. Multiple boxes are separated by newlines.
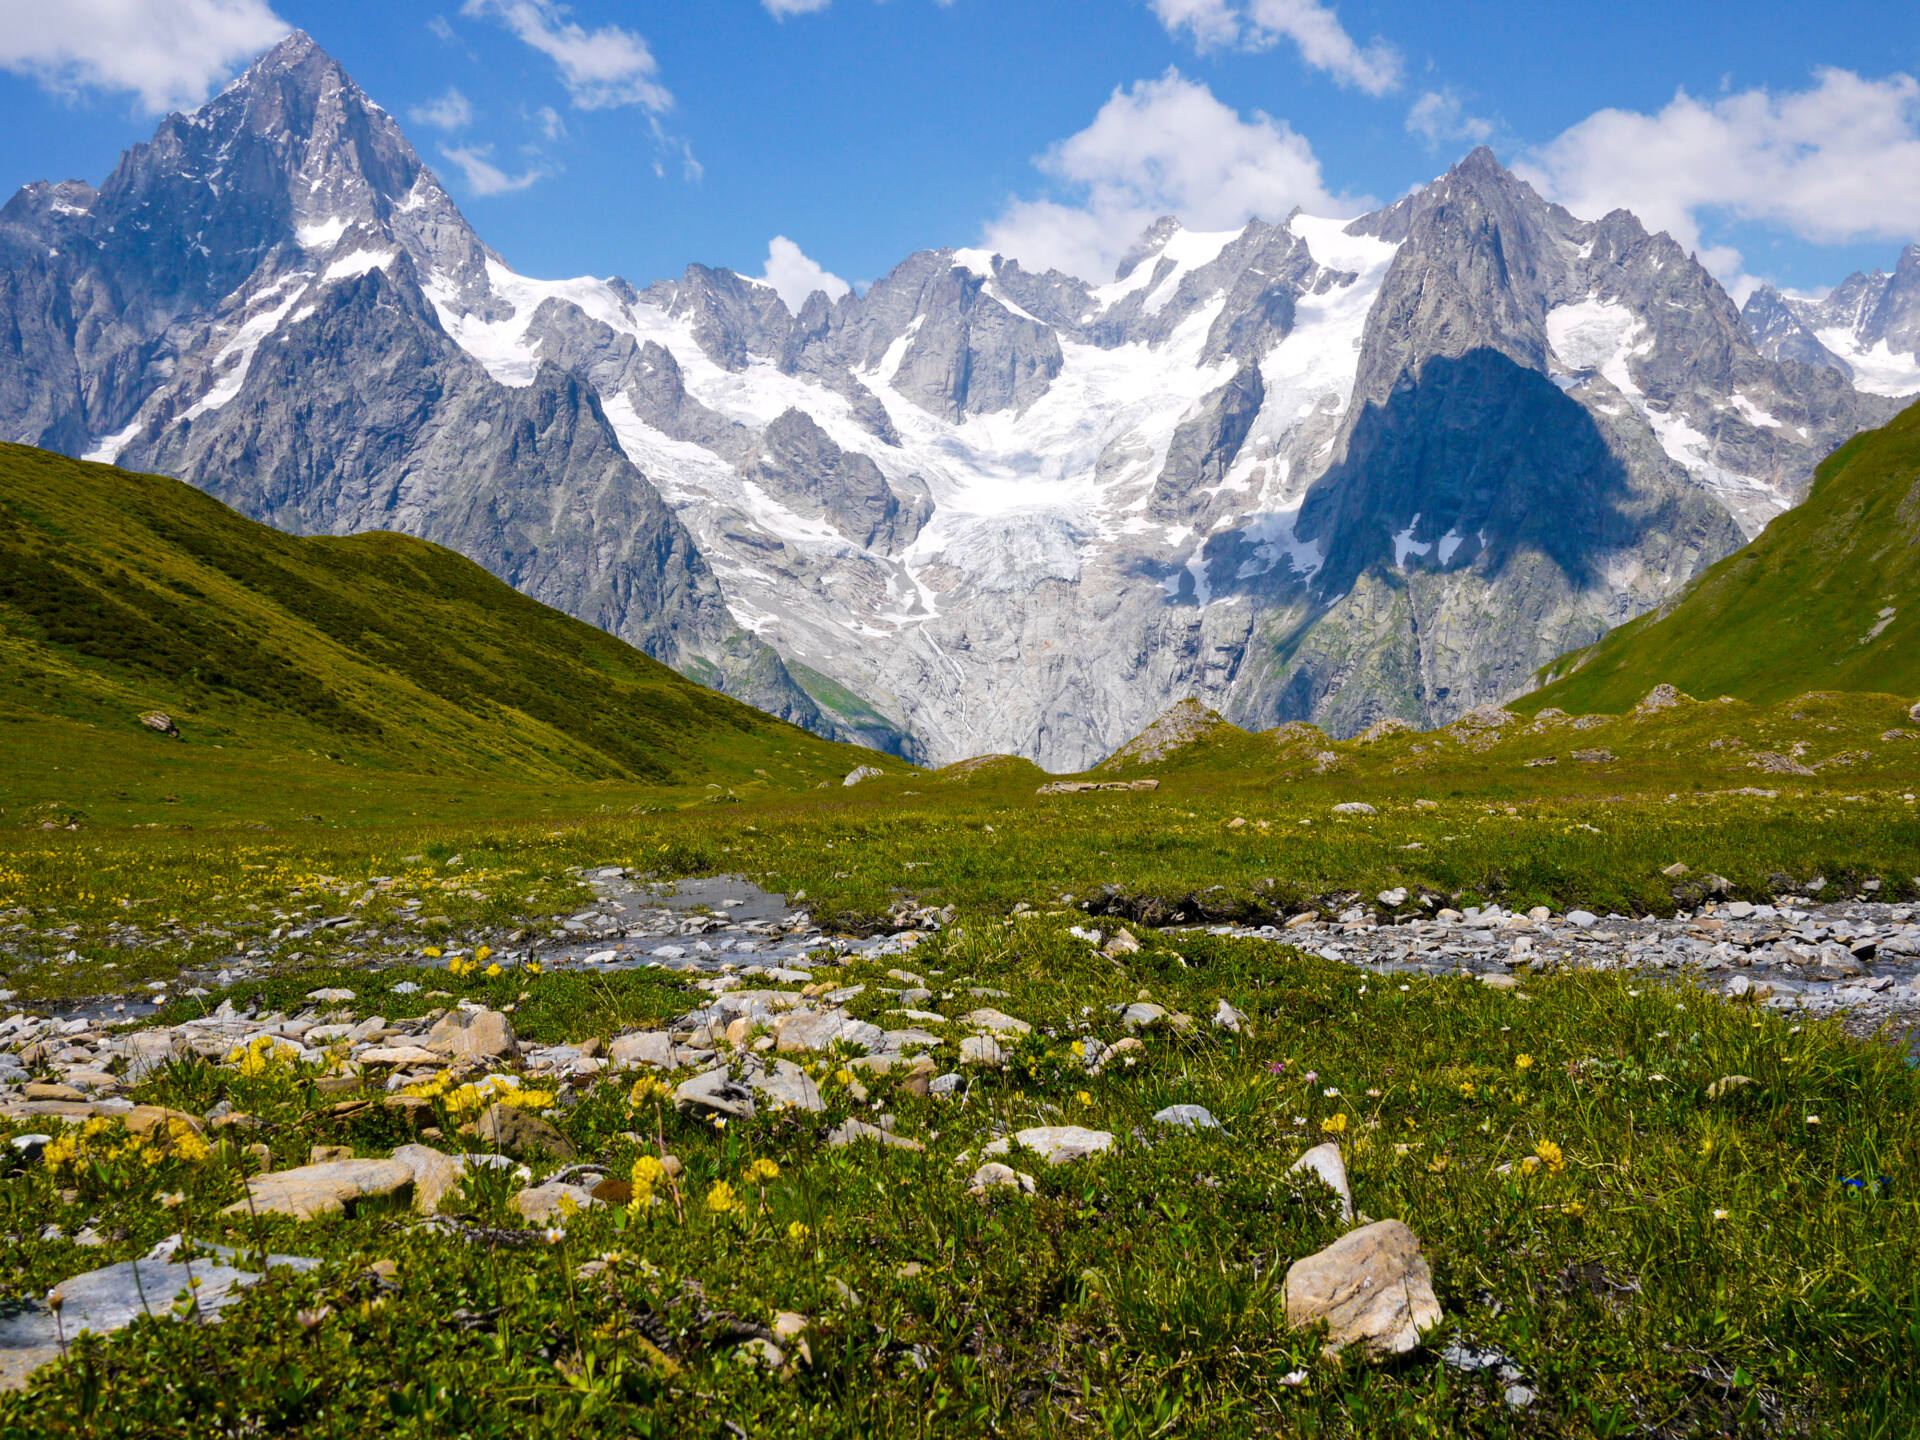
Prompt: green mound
<box><xmin>0</xmin><ymin>443</ymin><xmax>894</xmax><ymax>821</ymax></box>
<box><xmin>1526</xmin><ymin>397</ymin><xmax>1920</xmax><ymax>712</ymax></box>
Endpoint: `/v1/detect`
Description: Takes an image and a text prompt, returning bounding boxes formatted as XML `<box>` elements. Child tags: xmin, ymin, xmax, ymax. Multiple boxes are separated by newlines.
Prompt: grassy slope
<box><xmin>1523</xmin><ymin>397</ymin><xmax>1920</xmax><ymax>713</ymax></box>
<box><xmin>0</xmin><ymin>443</ymin><xmax>895</xmax><ymax>824</ymax></box>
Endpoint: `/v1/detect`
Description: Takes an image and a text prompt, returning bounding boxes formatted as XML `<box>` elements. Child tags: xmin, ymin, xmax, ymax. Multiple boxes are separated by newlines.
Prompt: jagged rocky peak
<box><xmin>1743</xmin><ymin>245</ymin><xmax>1920</xmax><ymax>397</ymax></box>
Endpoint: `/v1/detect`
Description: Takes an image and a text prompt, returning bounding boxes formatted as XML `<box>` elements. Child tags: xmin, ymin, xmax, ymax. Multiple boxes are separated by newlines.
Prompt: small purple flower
<box><xmin>1303</xmin><ymin>1071</ymin><xmax>1319</xmax><ymax>1084</ymax></box>
<box><xmin>1266</xmin><ymin>1061</ymin><xmax>1290</xmax><ymax>1075</ymax></box>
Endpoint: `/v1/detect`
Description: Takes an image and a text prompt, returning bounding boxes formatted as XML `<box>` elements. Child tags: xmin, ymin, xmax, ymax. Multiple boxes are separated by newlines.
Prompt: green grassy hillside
<box><xmin>0</xmin><ymin>443</ymin><xmax>895</xmax><ymax>823</ymax></box>
<box><xmin>1525</xmin><ymin>397</ymin><xmax>1920</xmax><ymax>713</ymax></box>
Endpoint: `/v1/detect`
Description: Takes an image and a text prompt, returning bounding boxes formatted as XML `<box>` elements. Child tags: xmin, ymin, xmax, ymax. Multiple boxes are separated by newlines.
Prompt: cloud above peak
<box><xmin>460</xmin><ymin>0</ymin><xmax>671</xmax><ymax>112</ymax></box>
<box><xmin>759</xmin><ymin>236</ymin><xmax>850</xmax><ymax>310</ymax></box>
<box><xmin>1519</xmin><ymin>67</ymin><xmax>1920</xmax><ymax>294</ymax></box>
<box><xmin>1152</xmin><ymin>0</ymin><xmax>1401</xmax><ymax>96</ymax></box>
<box><xmin>983</xmin><ymin>69</ymin><xmax>1363</xmax><ymax>282</ymax></box>
<box><xmin>0</xmin><ymin>0</ymin><xmax>290</xmax><ymax>114</ymax></box>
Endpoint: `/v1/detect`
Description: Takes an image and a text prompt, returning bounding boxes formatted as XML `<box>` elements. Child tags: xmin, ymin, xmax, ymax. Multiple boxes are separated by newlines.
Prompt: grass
<box><xmin>0</xmin><ymin>442</ymin><xmax>900</xmax><ymax>829</ymax></box>
<box><xmin>2</xmin><ymin>920</ymin><xmax>1918</xmax><ymax>1436</ymax></box>
<box><xmin>1528</xmin><ymin>396</ymin><xmax>1920</xmax><ymax>712</ymax></box>
<box><xmin>3</xmin><ymin>436</ymin><xmax>1920</xmax><ymax>1432</ymax></box>
<box><xmin>3</xmin><ymin>687</ymin><xmax>1917</xmax><ymax>1002</ymax></box>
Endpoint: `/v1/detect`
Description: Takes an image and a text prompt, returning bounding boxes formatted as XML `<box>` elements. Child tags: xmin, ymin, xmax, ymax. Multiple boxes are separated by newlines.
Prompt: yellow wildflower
<box><xmin>706</xmin><ymin>1181</ymin><xmax>740</xmax><ymax>1214</ymax></box>
<box><xmin>787</xmin><ymin>1221</ymin><xmax>811</xmax><ymax>1243</ymax></box>
<box><xmin>1427</xmin><ymin>1155</ymin><xmax>1449</xmax><ymax>1174</ymax></box>
<box><xmin>1320</xmin><ymin>1113</ymin><xmax>1349</xmax><ymax>1135</ymax></box>
<box><xmin>628</xmin><ymin>1078</ymin><xmax>671</xmax><ymax>1108</ymax></box>
<box><xmin>1562</xmin><ymin>1202</ymin><xmax>1586</xmax><ymax>1218</ymax></box>
<box><xmin>1534</xmin><ymin>1139</ymin><xmax>1566</xmax><ymax>1174</ymax></box>
<box><xmin>1460</xmin><ymin>1082</ymin><xmax>1476</xmax><ymax>1097</ymax></box>
<box><xmin>632</xmin><ymin>1156</ymin><xmax>667</xmax><ymax>1188</ymax></box>
<box><xmin>475</xmin><ymin>945</ymin><xmax>492</xmax><ymax>963</ymax></box>
<box><xmin>833</xmin><ymin>1068</ymin><xmax>854</xmax><ymax>1087</ymax></box>
<box><xmin>1074</xmin><ymin>1090</ymin><xmax>1093</xmax><ymax>1107</ymax></box>
<box><xmin>526</xmin><ymin>962</ymin><xmax>544</xmax><ymax>977</ymax></box>
<box><xmin>745</xmin><ymin>1157</ymin><xmax>780</xmax><ymax>1183</ymax></box>
<box><xmin>424</xmin><ymin>947</ymin><xmax>443</xmax><ymax>959</ymax></box>
<box><xmin>484</xmin><ymin>963</ymin><xmax>504</xmax><ymax>978</ymax></box>
<box><xmin>1515</xmin><ymin>1054</ymin><xmax>1534</xmax><ymax>1071</ymax></box>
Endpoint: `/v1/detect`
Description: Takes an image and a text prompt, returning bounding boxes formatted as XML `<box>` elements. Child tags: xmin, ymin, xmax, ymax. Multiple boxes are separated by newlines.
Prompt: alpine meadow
<box><xmin>0</xmin><ymin>8</ymin><xmax>1917</xmax><ymax>1438</ymax></box>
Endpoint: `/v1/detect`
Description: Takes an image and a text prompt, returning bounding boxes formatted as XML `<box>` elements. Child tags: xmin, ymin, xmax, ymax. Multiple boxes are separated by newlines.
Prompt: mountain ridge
<box><xmin>1</xmin><ymin>32</ymin><xmax>1912</xmax><ymax>768</ymax></box>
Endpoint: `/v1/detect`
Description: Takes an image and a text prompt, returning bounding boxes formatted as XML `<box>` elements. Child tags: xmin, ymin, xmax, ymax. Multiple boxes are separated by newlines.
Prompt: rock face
<box><xmin>1284</xmin><ymin>1218</ymin><xmax>1443</xmax><ymax>1357</ymax></box>
<box><xmin>0</xmin><ymin>35</ymin><xmax>1901</xmax><ymax>765</ymax></box>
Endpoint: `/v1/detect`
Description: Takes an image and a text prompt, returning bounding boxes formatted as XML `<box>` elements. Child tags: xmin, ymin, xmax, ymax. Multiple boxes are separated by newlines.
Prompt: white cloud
<box><xmin>763</xmin><ymin>0</ymin><xmax>833</xmax><ymax>15</ymax></box>
<box><xmin>1518</xmin><ymin>68</ymin><xmax>1920</xmax><ymax>293</ymax></box>
<box><xmin>759</xmin><ymin>236</ymin><xmax>850</xmax><ymax>310</ymax></box>
<box><xmin>530</xmin><ymin>104</ymin><xmax>566</xmax><ymax>140</ymax></box>
<box><xmin>438</xmin><ymin>143</ymin><xmax>546</xmax><ymax>196</ymax></box>
<box><xmin>408</xmin><ymin>87</ymin><xmax>474</xmax><ymax>132</ymax></box>
<box><xmin>459</xmin><ymin>0</ymin><xmax>670</xmax><ymax>111</ymax></box>
<box><xmin>1152</xmin><ymin>0</ymin><xmax>1401</xmax><ymax>96</ymax></box>
<box><xmin>1406</xmin><ymin>89</ymin><xmax>1492</xmax><ymax>147</ymax></box>
<box><xmin>982</xmin><ymin>69</ymin><xmax>1362</xmax><ymax>281</ymax></box>
<box><xmin>0</xmin><ymin>0</ymin><xmax>289</xmax><ymax>114</ymax></box>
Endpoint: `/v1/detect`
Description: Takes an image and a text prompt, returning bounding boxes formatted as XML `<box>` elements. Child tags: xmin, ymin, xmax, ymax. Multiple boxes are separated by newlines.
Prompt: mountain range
<box><xmin>2</xmin><ymin>32</ymin><xmax>1914</xmax><ymax>769</ymax></box>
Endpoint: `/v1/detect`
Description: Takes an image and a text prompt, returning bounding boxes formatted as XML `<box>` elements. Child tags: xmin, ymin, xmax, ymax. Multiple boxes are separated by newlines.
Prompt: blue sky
<box><xmin>3</xmin><ymin>1</ymin><xmax>1918</xmax><ymax>303</ymax></box>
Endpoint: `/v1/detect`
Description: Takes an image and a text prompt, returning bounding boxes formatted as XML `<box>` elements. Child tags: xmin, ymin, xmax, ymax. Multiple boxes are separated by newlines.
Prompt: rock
<box><xmin>674</xmin><ymin>1069</ymin><xmax>757</xmax><ymax>1121</ymax></box>
<box><xmin>1478</xmin><ymin>974</ymin><xmax>1519</xmax><ymax>991</ymax></box>
<box><xmin>775</xmin><ymin>1008</ymin><xmax>861</xmax><ymax>1054</ymax></box>
<box><xmin>22</xmin><ymin>1082</ymin><xmax>83</xmax><ymax>1102</ymax></box>
<box><xmin>967</xmin><ymin>1162</ymin><xmax>1036</xmax><ymax>1195</ymax></box>
<box><xmin>512</xmin><ymin>1182</ymin><xmax>601</xmax><ymax>1224</ymax></box>
<box><xmin>609</xmin><ymin>1031</ymin><xmax>680</xmax><ymax>1068</ymax></box>
<box><xmin>224</xmin><ymin>1158</ymin><xmax>418</xmax><ymax>1221</ymax></box>
<box><xmin>424</xmin><ymin>1009</ymin><xmax>517</xmax><ymax>1061</ymax></box>
<box><xmin>1104</xmin><ymin>930</ymin><xmax>1141</xmax><ymax>957</ymax></box>
<box><xmin>471</xmin><ymin>1104</ymin><xmax>576</xmax><ymax>1160</ymax></box>
<box><xmin>307</xmin><ymin>988</ymin><xmax>356</xmax><ymax>1003</ymax></box>
<box><xmin>1120</xmin><ymin>1002</ymin><xmax>1169</xmax><ymax>1030</ymax></box>
<box><xmin>390</xmin><ymin>1143</ymin><xmax>464</xmax><ymax>1214</ymax></box>
<box><xmin>1152</xmin><ymin>1104</ymin><xmax>1219</xmax><ymax>1130</ymax></box>
<box><xmin>745</xmin><ymin>1058</ymin><xmax>825</xmax><ymax>1113</ymax></box>
<box><xmin>928</xmin><ymin>1072</ymin><xmax>965</xmax><ymax>1096</ymax></box>
<box><xmin>1725</xmin><ymin>975</ymin><xmax>1752</xmax><ymax>998</ymax></box>
<box><xmin>843</xmin><ymin>765</ymin><xmax>885</xmax><ymax>787</ymax></box>
<box><xmin>958</xmin><ymin>1036</ymin><xmax>1007</xmax><ymax>1067</ymax></box>
<box><xmin>962</xmin><ymin>1007</ymin><xmax>1031</xmax><ymax>1035</ymax></box>
<box><xmin>1287</xmin><ymin>1142</ymin><xmax>1354</xmax><ymax>1222</ymax></box>
<box><xmin>357</xmin><ymin>1045</ymin><xmax>444</xmax><ymax>1067</ymax></box>
<box><xmin>308</xmin><ymin>1145</ymin><xmax>353</xmax><ymax>1165</ymax></box>
<box><xmin>827</xmin><ymin>1118</ymin><xmax>924</xmax><ymax>1151</ymax></box>
<box><xmin>1284</xmin><ymin>1219</ymin><xmax>1442</xmax><ymax>1358</ymax></box>
<box><xmin>1332</xmin><ymin>802</ymin><xmax>1376</xmax><ymax>815</ymax></box>
<box><xmin>1565</xmin><ymin>910</ymin><xmax>1598</xmax><ymax>929</ymax></box>
<box><xmin>0</xmin><ymin>1245</ymin><xmax>316</xmax><ymax>1389</ymax></box>
<box><xmin>139</xmin><ymin>711</ymin><xmax>180</xmax><ymax>737</ymax></box>
<box><xmin>984</xmin><ymin>1125</ymin><xmax>1114</xmax><ymax>1165</ymax></box>
<box><xmin>1378</xmin><ymin>887</ymin><xmax>1408</xmax><ymax>907</ymax></box>
<box><xmin>1212</xmin><ymin>999</ymin><xmax>1247</xmax><ymax>1033</ymax></box>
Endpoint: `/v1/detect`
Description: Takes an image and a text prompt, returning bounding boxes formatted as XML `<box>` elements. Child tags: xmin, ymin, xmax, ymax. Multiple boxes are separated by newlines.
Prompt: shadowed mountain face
<box><xmin>0</xmin><ymin>35</ymin><xmax>1908</xmax><ymax>767</ymax></box>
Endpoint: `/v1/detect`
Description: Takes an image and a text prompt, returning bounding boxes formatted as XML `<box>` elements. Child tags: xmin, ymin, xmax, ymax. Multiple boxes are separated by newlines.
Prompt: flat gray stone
<box><xmin>1152</xmin><ymin>1104</ymin><xmax>1220</xmax><ymax>1131</ymax></box>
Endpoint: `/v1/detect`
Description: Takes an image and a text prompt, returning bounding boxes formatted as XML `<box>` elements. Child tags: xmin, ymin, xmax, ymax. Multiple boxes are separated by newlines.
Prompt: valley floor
<box><xmin>1</xmin><ymin>692</ymin><xmax>1917</xmax><ymax>1436</ymax></box>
